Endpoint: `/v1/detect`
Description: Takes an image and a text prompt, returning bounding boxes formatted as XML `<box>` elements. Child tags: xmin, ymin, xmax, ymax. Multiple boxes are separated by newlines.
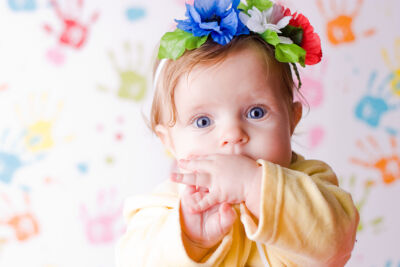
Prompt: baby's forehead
<box><xmin>179</xmin><ymin>50</ymin><xmax>283</xmax><ymax>93</ymax></box>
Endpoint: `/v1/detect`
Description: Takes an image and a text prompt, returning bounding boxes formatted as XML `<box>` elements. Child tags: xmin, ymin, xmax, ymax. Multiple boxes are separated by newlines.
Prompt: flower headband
<box><xmin>157</xmin><ymin>0</ymin><xmax>322</xmax><ymax>88</ymax></box>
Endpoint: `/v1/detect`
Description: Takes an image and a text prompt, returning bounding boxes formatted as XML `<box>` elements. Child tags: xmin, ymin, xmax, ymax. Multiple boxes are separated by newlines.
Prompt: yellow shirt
<box><xmin>116</xmin><ymin>155</ymin><xmax>359</xmax><ymax>267</ymax></box>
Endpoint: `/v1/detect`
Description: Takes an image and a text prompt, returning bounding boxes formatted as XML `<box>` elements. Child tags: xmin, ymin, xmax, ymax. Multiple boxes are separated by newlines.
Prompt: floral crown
<box><xmin>157</xmin><ymin>0</ymin><xmax>323</xmax><ymax>88</ymax></box>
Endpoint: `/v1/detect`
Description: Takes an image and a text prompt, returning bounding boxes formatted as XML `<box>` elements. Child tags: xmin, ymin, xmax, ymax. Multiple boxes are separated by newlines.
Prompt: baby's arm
<box><xmin>115</xmin><ymin>181</ymin><xmax>237</xmax><ymax>267</ymax></box>
<box><xmin>241</xmin><ymin>158</ymin><xmax>359</xmax><ymax>266</ymax></box>
<box><xmin>174</xmin><ymin>154</ymin><xmax>359</xmax><ymax>266</ymax></box>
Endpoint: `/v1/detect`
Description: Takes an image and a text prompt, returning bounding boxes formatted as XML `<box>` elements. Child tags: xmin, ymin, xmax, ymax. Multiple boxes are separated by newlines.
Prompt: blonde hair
<box><xmin>149</xmin><ymin>34</ymin><xmax>297</xmax><ymax>133</ymax></box>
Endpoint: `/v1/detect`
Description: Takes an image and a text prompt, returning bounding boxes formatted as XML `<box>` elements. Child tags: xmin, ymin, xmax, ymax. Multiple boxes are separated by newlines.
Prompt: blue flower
<box><xmin>175</xmin><ymin>0</ymin><xmax>249</xmax><ymax>45</ymax></box>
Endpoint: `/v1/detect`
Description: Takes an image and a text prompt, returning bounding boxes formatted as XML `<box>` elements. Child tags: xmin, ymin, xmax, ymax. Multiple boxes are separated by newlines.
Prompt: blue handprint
<box><xmin>384</xmin><ymin>260</ymin><xmax>400</xmax><ymax>267</ymax></box>
<box><xmin>0</xmin><ymin>152</ymin><xmax>23</xmax><ymax>184</ymax></box>
<box><xmin>8</xmin><ymin>0</ymin><xmax>36</xmax><ymax>11</ymax></box>
<box><xmin>0</xmin><ymin>129</ymin><xmax>44</xmax><ymax>184</ymax></box>
<box><xmin>355</xmin><ymin>71</ymin><xmax>399</xmax><ymax>135</ymax></box>
<box><xmin>125</xmin><ymin>6</ymin><xmax>146</xmax><ymax>22</ymax></box>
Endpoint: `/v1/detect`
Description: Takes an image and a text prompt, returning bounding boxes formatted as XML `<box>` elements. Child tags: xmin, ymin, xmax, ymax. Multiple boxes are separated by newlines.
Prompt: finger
<box><xmin>183</xmin><ymin>185</ymin><xmax>197</xmax><ymax>195</ymax></box>
<box><xmin>178</xmin><ymin>158</ymin><xmax>214</xmax><ymax>173</ymax></box>
<box><xmin>198</xmin><ymin>187</ymin><xmax>209</xmax><ymax>193</ymax></box>
<box><xmin>192</xmin><ymin>193</ymin><xmax>219</xmax><ymax>212</ymax></box>
<box><xmin>182</xmin><ymin>188</ymin><xmax>210</xmax><ymax>214</ymax></box>
<box><xmin>204</xmin><ymin>203</ymin><xmax>236</xmax><ymax>239</ymax></box>
<box><xmin>181</xmin><ymin>186</ymin><xmax>200</xmax><ymax>214</ymax></box>
<box><xmin>171</xmin><ymin>172</ymin><xmax>210</xmax><ymax>188</ymax></box>
<box><xmin>219</xmin><ymin>203</ymin><xmax>236</xmax><ymax>232</ymax></box>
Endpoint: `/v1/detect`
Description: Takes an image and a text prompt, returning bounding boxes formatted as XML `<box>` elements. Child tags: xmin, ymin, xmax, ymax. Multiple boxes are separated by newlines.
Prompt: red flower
<box><xmin>283</xmin><ymin>8</ymin><xmax>322</xmax><ymax>65</ymax></box>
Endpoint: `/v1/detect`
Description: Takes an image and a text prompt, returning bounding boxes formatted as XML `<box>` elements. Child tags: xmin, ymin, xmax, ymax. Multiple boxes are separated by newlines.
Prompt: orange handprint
<box><xmin>316</xmin><ymin>0</ymin><xmax>374</xmax><ymax>45</ymax></box>
<box><xmin>351</xmin><ymin>135</ymin><xmax>400</xmax><ymax>185</ymax></box>
<box><xmin>0</xmin><ymin>191</ymin><xmax>40</xmax><ymax>243</ymax></box>
<box><xmin>7</xmin><ymin>212</ymin><xmax>39</xmax><ymax>241</ymax></box>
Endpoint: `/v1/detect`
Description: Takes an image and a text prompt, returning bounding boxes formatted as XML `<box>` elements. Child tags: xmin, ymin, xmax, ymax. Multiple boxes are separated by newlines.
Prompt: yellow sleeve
<box><xmin>240</xmin><ymin>157</ymin><xmax>359</xmax><ymax>267</ymax></box>
<box><xmin>115</xmin><ymin>181</ymin><xmax>235</xmax><ymax>267</ymax></box>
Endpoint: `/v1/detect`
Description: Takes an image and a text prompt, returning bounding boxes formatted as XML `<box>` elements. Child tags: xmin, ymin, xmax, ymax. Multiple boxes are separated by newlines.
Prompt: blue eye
<box><xmin>247</xmin><ymin>107</ymin><xmax>265</xmax><ymax>119</ymax></box>
<box><xmin>194</xmin><ymin>116</ymin><xmax>211</xmax><ymax>128</ymax></box>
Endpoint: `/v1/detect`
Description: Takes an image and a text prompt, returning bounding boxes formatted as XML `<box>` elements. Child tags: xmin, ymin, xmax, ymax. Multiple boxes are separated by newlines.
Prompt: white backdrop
<box><xmin>0</xmin><ymin>0</ymin><xmax>399</xmax><ymax>266</ymax></box>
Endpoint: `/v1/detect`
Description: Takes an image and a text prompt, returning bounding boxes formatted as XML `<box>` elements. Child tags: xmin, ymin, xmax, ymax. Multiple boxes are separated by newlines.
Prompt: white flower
<box><xmin>239</xmin><ymin>4</ymin><xmax>293</xmax><ymax>43</ymax></box>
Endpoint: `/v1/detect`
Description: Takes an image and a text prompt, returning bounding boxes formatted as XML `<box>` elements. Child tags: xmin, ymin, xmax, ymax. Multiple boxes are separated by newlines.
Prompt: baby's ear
<box><xmin>155</xmin><ymin>124</ymin><xmax>175</xmax><ymax>156</ymax></box>
<box><xmin>290</xmin><ymin>101</ymin><xmax>303</xmax><ymax>135</ymax></box>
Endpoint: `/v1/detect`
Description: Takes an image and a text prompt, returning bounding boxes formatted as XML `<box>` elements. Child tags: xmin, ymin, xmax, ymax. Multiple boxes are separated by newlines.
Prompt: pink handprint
<box><xmin>295</xmin><ymin>60</ymin><xmax>328</xmax><ymax>108</ymax></box>
<box><xmin>79</xmin><ymin>188</ymin><xmax>124</xmax><ymax>244</ymax></box>
<box><xmin>175</xmin><ymin>0</ymin><xmax>194</xmax><ymax>6</ymax></box>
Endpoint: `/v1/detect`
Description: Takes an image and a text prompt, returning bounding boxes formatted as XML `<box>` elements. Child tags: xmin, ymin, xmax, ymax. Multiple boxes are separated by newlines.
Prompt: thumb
<box><xmin>219</xmin><ymin>203</ymin><xmax>236</xmax><ymax>234</ymax></box>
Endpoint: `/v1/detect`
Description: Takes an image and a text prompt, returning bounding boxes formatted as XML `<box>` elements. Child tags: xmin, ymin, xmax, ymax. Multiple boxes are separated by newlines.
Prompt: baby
<box><xmin>116</xmin><ymin>0</ymin><xmax>359</xmax><ymax>266</ymax></box>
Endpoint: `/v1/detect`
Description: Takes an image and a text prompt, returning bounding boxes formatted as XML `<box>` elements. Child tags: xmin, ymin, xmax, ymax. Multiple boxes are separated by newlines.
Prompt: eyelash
<box><xmin>190</xmin><ymin>105</ymin><xmax>268</xmax><ymax>128</ymax></box>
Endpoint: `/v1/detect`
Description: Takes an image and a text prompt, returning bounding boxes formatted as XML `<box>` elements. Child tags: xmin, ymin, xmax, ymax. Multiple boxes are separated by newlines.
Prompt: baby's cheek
<box><xmin>255</xmin><ymin>136</ymin><xmax>292</xmax><ymax>167</ymax></box>
<box><xmin>175</xmin><ymin>143</ymin><xmax>210</xmax><ymax>160</ymax></box>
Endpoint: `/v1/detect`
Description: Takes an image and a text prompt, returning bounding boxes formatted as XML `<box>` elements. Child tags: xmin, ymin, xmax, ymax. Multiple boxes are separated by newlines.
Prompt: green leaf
<box><xmin>275</xmin><ymin>43</ymin><xmax>306</xmax><ymax>67</ymax></box>
<box><xmin>186</xmin><ymin>33</ymin><xmax>208</xmax><ymax>50</ymax></box>
<box><xmin>238</xmin><ymin>2</ymin><xmax>249</xmax><ymax>12</ymax></box>
<box><xmin>238</xmin><ymin>0</ymin><xmax>273</xmax><ymax>13</ymax></box>
<box><xmin>158</xmin><ymin>29</ymin><xmax>208</xmax><ymax>60</ymax></box>
<box><xmin>252</xmin><ymin>0</ymin><xmax>273</xmax><ymax>11</ymax></box>
<box><xmin>280</xmin><ymin>25</ymin><xmax>304</xmax><ymax>46</ymax></box>
<box><xmin>260</xmin><ymin>30</ymin><xmax>280</xmax><ymax>46</ymax></box>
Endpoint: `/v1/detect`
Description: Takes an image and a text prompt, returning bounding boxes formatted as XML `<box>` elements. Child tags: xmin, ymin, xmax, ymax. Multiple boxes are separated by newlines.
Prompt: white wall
<box><xmin>0</xmin><ymin>0</ymin><xmax>399</xmax><ymax>266</ymax></box>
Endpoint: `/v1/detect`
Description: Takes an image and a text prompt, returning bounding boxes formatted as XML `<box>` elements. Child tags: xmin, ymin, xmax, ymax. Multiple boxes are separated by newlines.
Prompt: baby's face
<box><xmin>160</xmin><ymin>46</ymin><xmax>300</xmax><ymax>167</ymax></box>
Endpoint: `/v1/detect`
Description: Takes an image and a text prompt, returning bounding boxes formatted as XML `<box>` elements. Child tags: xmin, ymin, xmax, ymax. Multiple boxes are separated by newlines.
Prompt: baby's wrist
<box><xmin>244</xmin><ymin>165</ymin><xmax>262</xmax><ymax>219</ymax></box>
<box><xmin>181</xmin><ymin>227</ymin><xmax>217</xmax><ymax>262</ymax></box>
<box><xmin>179</xmin><ymin>201</ymin><xmax>218</xmax><ymax>249</ymax></box>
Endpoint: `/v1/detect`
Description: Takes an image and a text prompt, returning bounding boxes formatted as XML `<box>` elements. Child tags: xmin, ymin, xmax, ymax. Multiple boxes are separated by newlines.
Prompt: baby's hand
<box><xmin>171</xmin><ymin>154</ymin><xmax>262</xmax><ymax>215</ymax></box>
<box><xmin>180</xmin><ymin>185</ymin><xmax>236</xmax><ymax>251</ymax></box>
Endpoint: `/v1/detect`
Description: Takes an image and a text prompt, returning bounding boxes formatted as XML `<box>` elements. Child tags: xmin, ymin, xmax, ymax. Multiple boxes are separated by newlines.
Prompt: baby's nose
<box><xmin>220</xmin><ymin>125</ymin><xmax>249</xmax><ymax>147</ymax></box>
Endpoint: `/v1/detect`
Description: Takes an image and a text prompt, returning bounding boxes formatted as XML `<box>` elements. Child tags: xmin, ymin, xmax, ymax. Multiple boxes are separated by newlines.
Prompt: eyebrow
<box><xmin>182</xmin><ymin>102</ymin><xmax>214</xmax><ymax>115</ymax></box>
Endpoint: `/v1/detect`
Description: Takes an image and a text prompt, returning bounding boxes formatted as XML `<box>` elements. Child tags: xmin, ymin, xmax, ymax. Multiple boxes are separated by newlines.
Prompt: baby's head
<box><xmin>150</xmin><ymin>34</ymin><xmax>302</xmax><ymax>167</ymax></box>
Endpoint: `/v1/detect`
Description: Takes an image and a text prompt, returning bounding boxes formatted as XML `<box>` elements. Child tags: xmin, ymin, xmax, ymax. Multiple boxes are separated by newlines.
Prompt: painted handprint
<box><xmin>125</xmin><ymin>6</ymin><xmax>146</xmax><ymax>22</ymax></box>
<box><xmin>7</xmin><ymin>0</ymin><xmax>36</xmax><ymax>12</ymax></box>
<box><xmin>92</xmin><ymin>115</ymin><xmax>126</xmax><ymax>166</ymax></box>
<box><xmin>98</xmin><ymin>43</ymin><xmax>147</xmax><ymax>102</ymax></box>
<box><xmin>175</xmin><ymin>0</ymin><xmax>194</xmax><ymax>6</ymax></box>
<box><xmin>292</xmin><ymin>61</ymin><xmax>328</xmax><ymax>150</ymax></box>
<box><xmin>316</xmin><ymin>0</ymin><xmax>374</xmax><ymax>45</ymax></box>
<box><xmin>354</xmin><ymin>71</ymin><xmax>399</xmax><ymax>135</ymax></box>
<box><xmin>0</xmin><ymin>190</ymin><xmax>40</xmax><ymax>243</ymax></box>
<box><xmin>340</xmin><ymin>175</ymin><xmax>383</xmax><ymax>233</ymax></box>
<box><xmin>307</xmin><ymin>125</ymin><xmax>325</xmax><ymax>150</ymax></box>
<box><xmin>44</xmin><ymin>0</ymin><xmax>99</xmax><ymax>49</ymax></box>
<box><xmin>351</xmin><ymin>135</ymin><xmax>400</xmax><ymax>185</ymax></box>
<box><xmin>79</xmin><ymin>188</ymin><xmax>124</xmax><ymax>244</ymax></box>
<box><xmin>296</xmin><ymin>60</ymin><xmax>328</xmax><ymax>108</ymax></box>
<box><xmin>0</xmin><ymin>129</ymin><xmax>44</xmax><ymax>184</ymax></box>
<box><xmin>381</xmin><ymin>38</ymin><xmax>400</xmax><ymax>96</ymax></box>
<box><xmin>15</xmin><ymin>92</ymin><xmax>66</xmax><ymax>153</ymax></box>
<box><xmin>383</xmin><ymin>260</ymin><xmax>400</xmax><ymax>267</ymax></box>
